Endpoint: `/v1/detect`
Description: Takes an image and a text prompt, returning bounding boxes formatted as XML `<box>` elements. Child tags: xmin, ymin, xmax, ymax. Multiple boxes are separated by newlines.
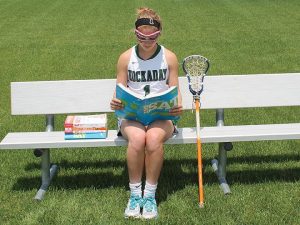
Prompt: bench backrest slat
<box><xmin>11</xmin><ymin>79</ymin><xmax>115</xmax><ymax>115</ymax></box>
<box><xmin>11</xmin><ymin>73</ymin><xmax>300</xmax><ymax>115</ymax></box>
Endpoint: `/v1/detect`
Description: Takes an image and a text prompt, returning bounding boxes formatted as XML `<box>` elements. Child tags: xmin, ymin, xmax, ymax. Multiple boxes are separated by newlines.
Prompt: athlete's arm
<box><xmin>165</xmin><ymin>49</ymin><xmax>183</xmax><ymax>116</ymax></box>
<box><xmin>110</xmin><ymin>49</ymin><xmax>131</xmax><ymax>110</ymax></box>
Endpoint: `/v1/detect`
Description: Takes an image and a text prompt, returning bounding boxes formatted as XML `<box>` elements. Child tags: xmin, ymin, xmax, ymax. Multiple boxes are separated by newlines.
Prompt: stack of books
<box><xmin>64</xmin><ymin>114</ymin><xmax>108</xmax><ymax>140</ymax></box>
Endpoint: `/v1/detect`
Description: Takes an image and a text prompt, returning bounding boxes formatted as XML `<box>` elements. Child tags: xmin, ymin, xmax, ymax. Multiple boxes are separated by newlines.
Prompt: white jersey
<box><xmin>127</xmin><ymin>45</ymin><xmax>169</xmax><ymax>96</ymax></box>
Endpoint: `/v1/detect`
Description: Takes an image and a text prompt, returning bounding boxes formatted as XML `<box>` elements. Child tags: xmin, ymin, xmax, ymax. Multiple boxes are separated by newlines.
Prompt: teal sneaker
<box><xmin>141</xmin><ymin>196</ymin><xmax>158</xmax><ymax>219</ymax></box>
<box><xmin>124</xmin><ymin>195</ymin><xmax>142</xmax><ymax>218</ymax></box>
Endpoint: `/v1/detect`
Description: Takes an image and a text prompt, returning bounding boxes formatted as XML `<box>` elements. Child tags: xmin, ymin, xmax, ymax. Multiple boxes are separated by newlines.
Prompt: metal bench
<box><xmin>1</xmin><ymin>73</ymin><xmax>300</xmax><ymax>200</ymax></box>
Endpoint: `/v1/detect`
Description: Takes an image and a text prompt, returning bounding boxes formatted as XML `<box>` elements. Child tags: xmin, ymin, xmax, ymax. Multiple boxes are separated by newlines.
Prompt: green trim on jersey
<box><xmin>135</xmin><ymin>44</ymin><xmax>162</xmax><ymax>60</ymax></box>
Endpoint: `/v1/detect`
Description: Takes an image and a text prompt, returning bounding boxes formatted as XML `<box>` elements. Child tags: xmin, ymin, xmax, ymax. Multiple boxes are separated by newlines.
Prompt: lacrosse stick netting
<box><xmin>183</xmin><ymin>55</ymin><xmax>209</xmax><ymax>97</ymax></box>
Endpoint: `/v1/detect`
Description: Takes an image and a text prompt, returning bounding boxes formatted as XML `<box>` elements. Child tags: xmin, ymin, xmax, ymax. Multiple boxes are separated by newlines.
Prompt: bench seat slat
<box><xmin>1</xmin><ymin>123</ymin><xmax>300</xmax><ymax>150</ymax></box>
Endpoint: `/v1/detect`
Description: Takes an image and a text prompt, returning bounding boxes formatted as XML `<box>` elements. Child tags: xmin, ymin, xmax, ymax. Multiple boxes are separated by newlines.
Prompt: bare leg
<box><xmin>121</xmin><ymin>120</ymin><xmax>146</xmax><ymax>183</ymax></box>
<box><xmin>145</xmin><ymin>120</ymin><xmax>174</xmax><ymax>184</ymax></box>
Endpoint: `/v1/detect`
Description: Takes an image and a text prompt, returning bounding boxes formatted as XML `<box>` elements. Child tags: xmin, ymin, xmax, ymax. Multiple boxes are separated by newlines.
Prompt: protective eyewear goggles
<box><xmin>135</xmin><ymin>29</ymin><xmax>160</xmax><ymax>42</ymax></box>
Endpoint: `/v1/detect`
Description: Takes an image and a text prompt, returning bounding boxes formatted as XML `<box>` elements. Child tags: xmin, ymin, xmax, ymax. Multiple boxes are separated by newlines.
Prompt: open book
<box><xmin>115</xmin><ymin>83</ymin><xmax>180</xmax><ymax>125</ymax></box>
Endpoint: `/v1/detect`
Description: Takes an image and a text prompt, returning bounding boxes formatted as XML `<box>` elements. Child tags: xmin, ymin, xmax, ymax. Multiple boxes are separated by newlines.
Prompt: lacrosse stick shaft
<box><xmin>195</xmin><ymin>98</ymin><xmax>204</xmax><ymax>207</ymax></box>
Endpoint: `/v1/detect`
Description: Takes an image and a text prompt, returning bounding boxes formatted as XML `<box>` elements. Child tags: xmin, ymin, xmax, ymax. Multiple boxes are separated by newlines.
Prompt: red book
<box><xmin>64</xmin><ymin>114</ymin><xmax>107</xmax><ymax>128</ymax></box>
<box><xmin>64</xmin><ymin>127</ymin><xmax>107</xmax><ymax>134</ymax></box>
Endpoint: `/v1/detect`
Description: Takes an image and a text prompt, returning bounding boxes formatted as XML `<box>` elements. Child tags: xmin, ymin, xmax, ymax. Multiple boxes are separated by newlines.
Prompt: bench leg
<box><xmin>34</xmin><ymin>115</ymin><xmax>58</xmax><ymax>200</ymax></box>
<box><xmin>211</xmin><ymin>109</ymin><xmax>231</xmax><ymax>195</ymax></box>
<box><xmin>211</xmin><ymin>144</ymin><xmax>231</xmax><ymax>195</ymax></box>
<box><xmin>34</xmin><ymin>149</ymin><xmax>58</xmax><ymax>200</ymax></box>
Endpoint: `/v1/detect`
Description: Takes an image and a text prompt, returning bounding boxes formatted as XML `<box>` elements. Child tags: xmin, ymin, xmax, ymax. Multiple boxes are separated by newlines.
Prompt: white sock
<box><xmin>129</xmin><ymin>182</ymin><xmax>142</xmax><ymax>197</ymax></box>
<box><xmin>144</xmin><ymin>181</ymin><xmax>157</xmax><ymax>198</ymax></box>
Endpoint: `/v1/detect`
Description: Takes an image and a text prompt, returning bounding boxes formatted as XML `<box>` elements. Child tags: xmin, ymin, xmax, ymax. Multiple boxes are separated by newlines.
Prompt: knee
<box><xmin>145</xmin><ymin>132</ymin><xmax>164</xmax><ymax>153</ymax></box>
<box><xmin>128</xmin><ymin>132</ymin><xmax>146</xmax><ymax>152</ymax></box>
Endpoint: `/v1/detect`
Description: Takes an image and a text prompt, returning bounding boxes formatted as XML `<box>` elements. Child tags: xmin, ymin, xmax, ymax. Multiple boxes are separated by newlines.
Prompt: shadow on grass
<box><xmin>225</xmin><ymin>168</ymin><xmax>300</xmax><ymax>185</ymax></box>
<box><xmin>23</xmin><ymin>159</ymin><xmax>126</xmax><ymax>171</ymax></box>
<box><xmin>12</xmin><ymin>155</ymin><xmax>300</xmax><ymax>204</ymax></box>
<box><xmin>227</xmin><ymin>153</ymin><xmax>300</xmax><ymax>164</ymax></box>
<box><xmin>23</xmin><ymin>153</ymin><xmax>300</xmax><ymax>171</ymax></box>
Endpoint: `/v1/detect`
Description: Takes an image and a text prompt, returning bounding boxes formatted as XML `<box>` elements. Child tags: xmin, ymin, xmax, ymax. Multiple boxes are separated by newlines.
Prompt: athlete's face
<box><xmin>136</xmin><ymin>25</ymin><xmax>160</xmax><ymax>50</ymax></box>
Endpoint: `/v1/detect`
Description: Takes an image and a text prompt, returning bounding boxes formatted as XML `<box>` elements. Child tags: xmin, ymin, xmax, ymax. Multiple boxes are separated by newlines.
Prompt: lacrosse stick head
<box><xmin>182</xmin><ymin>55</ymin><xmax>210</xmax><ymax>97</ymax></box>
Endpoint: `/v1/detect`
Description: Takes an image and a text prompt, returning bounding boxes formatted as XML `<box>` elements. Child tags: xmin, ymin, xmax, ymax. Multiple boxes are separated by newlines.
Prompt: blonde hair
<box><xmin>136</xmin><ymin>7</ymin><xmax>162</xmax><ymax>30</ymax></box>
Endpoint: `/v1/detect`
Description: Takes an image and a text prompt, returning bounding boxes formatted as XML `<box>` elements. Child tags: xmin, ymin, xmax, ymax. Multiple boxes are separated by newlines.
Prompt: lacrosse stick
<box><xmin>183</xmin><ymin>55</ymin><xmax>209</xmax><ymax>208</ymax></box>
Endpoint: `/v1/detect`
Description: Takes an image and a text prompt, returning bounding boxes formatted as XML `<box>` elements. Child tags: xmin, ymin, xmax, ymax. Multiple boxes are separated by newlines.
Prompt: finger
<box><xmin>110</xmin><ymin>102</ymin><xmax>118</xmax><ymax>110</ymax></box>
<box><xmin>112</xmin><ymin>98</ymin><xmax>122</xmax><ymax>104</ymax></box>
<box><xmin>170</xmin><ymin>107</ymin><xmax>182</xmax><ymax>112</ymax></box>
<box><xmin>172</xmin><ymin>105</ymin><xmax>182</xmax><ymax>110</ymax></box>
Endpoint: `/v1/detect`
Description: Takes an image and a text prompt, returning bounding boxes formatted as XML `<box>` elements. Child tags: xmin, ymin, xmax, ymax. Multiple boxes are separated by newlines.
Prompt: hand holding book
<box><xmin>110</xmin><ymin>97</ymin><xmax>124</xmax><ymax>110</ymax></box>
<box><xmin>169</xmin><ymin>104</ymin><xmax>183</xmax><ymax>116</ymax></box>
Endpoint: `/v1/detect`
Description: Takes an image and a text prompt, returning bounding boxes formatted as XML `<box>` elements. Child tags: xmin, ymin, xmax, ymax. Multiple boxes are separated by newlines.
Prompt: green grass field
<box><xmin>0</xmin><ymin>0</ymin><xmax>299</xmax><ymax>224</ymax></box>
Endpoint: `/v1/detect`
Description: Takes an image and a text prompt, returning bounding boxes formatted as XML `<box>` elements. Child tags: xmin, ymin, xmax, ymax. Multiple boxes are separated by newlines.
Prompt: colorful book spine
<box><xmin>64</xmin><ymin>132</ymin><xmax>107</xmax><ymax>140</ymax></box>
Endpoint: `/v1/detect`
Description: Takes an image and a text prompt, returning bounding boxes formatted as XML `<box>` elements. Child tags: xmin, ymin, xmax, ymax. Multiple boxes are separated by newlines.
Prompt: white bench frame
<box><xmin>1</xmin><ymin>73</ymin><xmax>300</xmax><ymax>200</ymax></box>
